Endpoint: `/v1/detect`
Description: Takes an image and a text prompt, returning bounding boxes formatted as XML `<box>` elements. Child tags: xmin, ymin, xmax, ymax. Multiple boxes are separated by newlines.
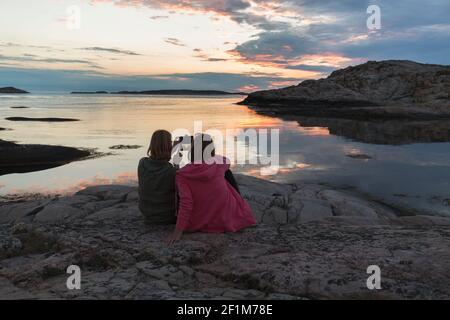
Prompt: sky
<box><xmin>0</xmin><ymin>0</ymin><xmax>449</xmax><ymax>92</ymax></box>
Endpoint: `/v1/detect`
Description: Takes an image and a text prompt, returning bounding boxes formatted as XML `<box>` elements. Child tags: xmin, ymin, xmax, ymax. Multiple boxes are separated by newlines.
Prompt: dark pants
<box><xmin>225</xmin><ymin>169</ymin><xmax>241</xmax><ymax>194</ymax></box>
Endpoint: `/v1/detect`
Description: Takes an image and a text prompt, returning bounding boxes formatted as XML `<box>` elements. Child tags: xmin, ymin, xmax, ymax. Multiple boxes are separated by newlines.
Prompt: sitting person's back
<box><xmin>176</xmin><ymin>155</ymin><xmax>256</xmax><ymax>232</ymax></box>
<box><xmin>138</xmin><ymin>130</ymin><xmax>176</xmax><ymax>224</ymax></box>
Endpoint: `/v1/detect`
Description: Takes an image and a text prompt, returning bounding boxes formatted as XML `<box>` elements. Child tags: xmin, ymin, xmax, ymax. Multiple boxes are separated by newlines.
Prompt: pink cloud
<box><xmin>238</xmin><ymin>84</ymin><xmax>259</xmax><ymax>92</ymax></box>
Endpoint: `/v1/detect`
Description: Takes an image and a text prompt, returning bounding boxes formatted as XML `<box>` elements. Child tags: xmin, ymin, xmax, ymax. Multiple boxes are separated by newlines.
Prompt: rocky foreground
<box><xmin>240</xmin><ymin>60</ymin><xmax>450</xmax><ymax>120</ymax></box>
<box><xmin>1</xmin><ymin>174</ymin><xmax>450</xmax><ymax>299</ymax></box>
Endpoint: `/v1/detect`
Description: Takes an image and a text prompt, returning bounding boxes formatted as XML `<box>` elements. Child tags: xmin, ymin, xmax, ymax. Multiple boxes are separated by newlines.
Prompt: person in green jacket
<box><xmin>138</xmin><ymin>130</ymin><xmax>177</xmax><ymax>225</ymax></box>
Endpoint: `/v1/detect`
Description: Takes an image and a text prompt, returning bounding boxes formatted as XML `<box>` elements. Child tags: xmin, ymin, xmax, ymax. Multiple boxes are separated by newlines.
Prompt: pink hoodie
<box><xmin>175</xmin><ymin>156</ymin><xmax>256</xmax><ymax>233</ymax></box>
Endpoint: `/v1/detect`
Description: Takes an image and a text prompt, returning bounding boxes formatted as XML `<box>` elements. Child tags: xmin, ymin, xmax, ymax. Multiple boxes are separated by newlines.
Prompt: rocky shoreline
<box><xmin>240</xmin><ymin>60</ymin><xmax>450</xmax><ymax>121</ymax></box>
<box><xmin>1</xmin><ymin>174</ymin><xmax>449</xmax><ymax>299</ymax></box>
<box><xmin>5</xmin><ymin>117</ymin><xmax>80</xmax><ymax>122</ymax></box>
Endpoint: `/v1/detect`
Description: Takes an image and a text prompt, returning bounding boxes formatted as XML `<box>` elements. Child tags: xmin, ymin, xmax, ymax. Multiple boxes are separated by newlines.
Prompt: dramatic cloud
<box><xmin>224</xmin><ymin>0</ymin><xmax>450</xmax><ymax>71</ymax></box>
<box><xmin>92</xmin><ymin>0</ymin><xmax>292</xmax><ymax>31</ymax></box>
<box><xmin>227</xmin><ymin>31</ymin><xmax>356</xmax><ymax>74</ymax></box>
<box><xmin>89</xmin><ymin>0</ymin><xmax>450</xmax><ymax>72</ymax></box>
<box><xmin>80</xmin><ymin>47</ymin><xmax>141</xmax><ymax>56</ymax></box>
<box><xmin>228</xmin><ymin>32</ymin><xmax>320</xmax><ymax>67</ymax></box>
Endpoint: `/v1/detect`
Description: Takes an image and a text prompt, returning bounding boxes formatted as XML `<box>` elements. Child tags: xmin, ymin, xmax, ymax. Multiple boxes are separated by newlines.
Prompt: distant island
<box><xmin>70</xmin><ymin>89</ymin><xmax>246</xmax><ymax>95</ymax></box>
<box><xmin>0</xmin><ymin>87</ymin><xmax>29</xmax><ymax>94</ymax></box>
<box><xmin>113</xmin><ymin>89</ymin><xmax>246</xmax><ymax>95</ymax></box>
<box><xmin>71</xmin><ymin>91</ymin><xmax>108</xmax><ymax>94</ymax></box>
<box><xmin>71</xmin><ymin>89</ymin><xmax>247</xmax><ymax>96</ymax></box>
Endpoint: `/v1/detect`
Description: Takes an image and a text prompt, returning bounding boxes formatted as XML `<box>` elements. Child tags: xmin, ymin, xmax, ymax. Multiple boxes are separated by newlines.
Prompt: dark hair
<box><xmin>190</xmin><ymin>133</ymin><xmax>215</xmax><ymax>163</ymax></box>
<box><xmin>147</xmin><ymin>130</ymin><xmax>172</xmax><ymax>161</ymax></box>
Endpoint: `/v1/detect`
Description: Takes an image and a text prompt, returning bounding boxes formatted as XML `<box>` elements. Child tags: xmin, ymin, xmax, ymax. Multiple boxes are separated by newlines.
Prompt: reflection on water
<box><xmin>294</xmin><ymin>117</ymin><xmax>450</xmax><ymax>145</ymax></box>
<box><xmin>1</xmin><ymin>94</ymin><xmax>449</xmax><ymax>216</ymax></box>
<box><xmin>1</xmin><ymin>171</ymin><xmax>138</xmax><ymax>197</ymax></box>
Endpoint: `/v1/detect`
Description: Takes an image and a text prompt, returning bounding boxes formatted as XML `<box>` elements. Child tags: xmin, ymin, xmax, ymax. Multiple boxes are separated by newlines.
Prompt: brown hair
<box><xmin>147</xmin><ymin>130</ymin><xmax>172</xmax><ymax>161</ymax></box>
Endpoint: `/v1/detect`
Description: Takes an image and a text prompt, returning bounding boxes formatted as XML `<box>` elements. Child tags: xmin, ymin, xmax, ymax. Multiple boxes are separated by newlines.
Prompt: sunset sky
<box><xmin>0</xmin><ymin>0</ymin><xmax>449</xmax><ymax>92</ymax></box>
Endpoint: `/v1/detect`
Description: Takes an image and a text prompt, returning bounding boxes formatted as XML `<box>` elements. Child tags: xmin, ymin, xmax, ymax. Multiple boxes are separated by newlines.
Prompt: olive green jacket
<box><xmin>138</xmin><ymin>157</ymin><xmax>176</xmax><ymax>224</ymax></box>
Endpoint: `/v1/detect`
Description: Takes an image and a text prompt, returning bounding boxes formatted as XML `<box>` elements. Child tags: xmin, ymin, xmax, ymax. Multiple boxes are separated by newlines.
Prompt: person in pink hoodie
<box><xmin>166</xmin><ymin>134</ymin><xmax>256</xmax><ymax>244</ymax></box>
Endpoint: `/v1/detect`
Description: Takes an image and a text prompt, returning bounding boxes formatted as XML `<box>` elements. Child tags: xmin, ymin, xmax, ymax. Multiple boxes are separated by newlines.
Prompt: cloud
<box><xmin>286</xmin><ymin>64</ymin><xmax>337</xmax><ymax>73</ymax></box>
<box><xmin>164</xmin><ymin>37</ymin><xmax>186</xmax><ymax>47</ymax></box>
<box><xmin>238</xmin><ymin>84</ymin><xmax>260</xmax><ymax>92</ymax></box>
<box><xmin>80</xmin><ymin>47</ymin><xmax>140</xmax><ymax>56</ymax></box>
<box><xmin>336</xmin><ymin>27</ymin><xmax>450</xmax><ymax>64</ymax></box>
<box><xmin>92</xmin><ymin>0</ymin><xmax>291</xmax><ymax>31</ymax></box>
<box><xmin>149</xmin><ymin>15</ymin><xmax>169</xmax><ymax>20</ymax></box>
<box><xmin>0</xmin><ymin>42</ymin><xmax>52</xmax><ymax>49</ymax></box>
<box><xmin>90</xmin><ymin>0</ymin><xmax>450</xmax><ymax>69</ymax></box>
<box><xmin>227</xmin><ymin>30</ymin><xmax>394</xmax><ymax>72</ymax></box>
<box><xmin>226</xmin><ymin>0</ymin><xmax>450</xmax><ymax>70</ymax></box>
<box><xmin>0</xmin><ymin>54</ymin><xmax>102</xmax><ymax>69</ymax></box>
<box><xmin>206</xmin><ymin>58</ymin><xmax>228</xmax><ymax>62</ymax></box>
<box><xmin>228</xmin><ymin>31</ymin><xmax>334</xmax><ymax>68</ymax></box>
<box><xmin>192</xmin><ymin>48</ymin><xmax>228</xmax><ymax>62</ymax></box>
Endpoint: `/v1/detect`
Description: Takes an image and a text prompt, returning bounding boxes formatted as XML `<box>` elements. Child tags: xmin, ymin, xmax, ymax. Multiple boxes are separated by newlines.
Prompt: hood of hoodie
<box><xmin>139</xmin><ymin>157</ymin><xmax>173</xmax><ymax>179</ymax></box>
<box><xmin>178</xmin><ymin>156</ymin><xmax>228</xmax><ymax>181</ymax></box>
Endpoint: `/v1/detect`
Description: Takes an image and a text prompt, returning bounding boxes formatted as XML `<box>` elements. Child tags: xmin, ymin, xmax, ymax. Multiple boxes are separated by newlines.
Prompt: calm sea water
<box><xmin>1</xmin><ymin>94</ymin><xmax>449</xmax><ymax>216</ymax></box>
